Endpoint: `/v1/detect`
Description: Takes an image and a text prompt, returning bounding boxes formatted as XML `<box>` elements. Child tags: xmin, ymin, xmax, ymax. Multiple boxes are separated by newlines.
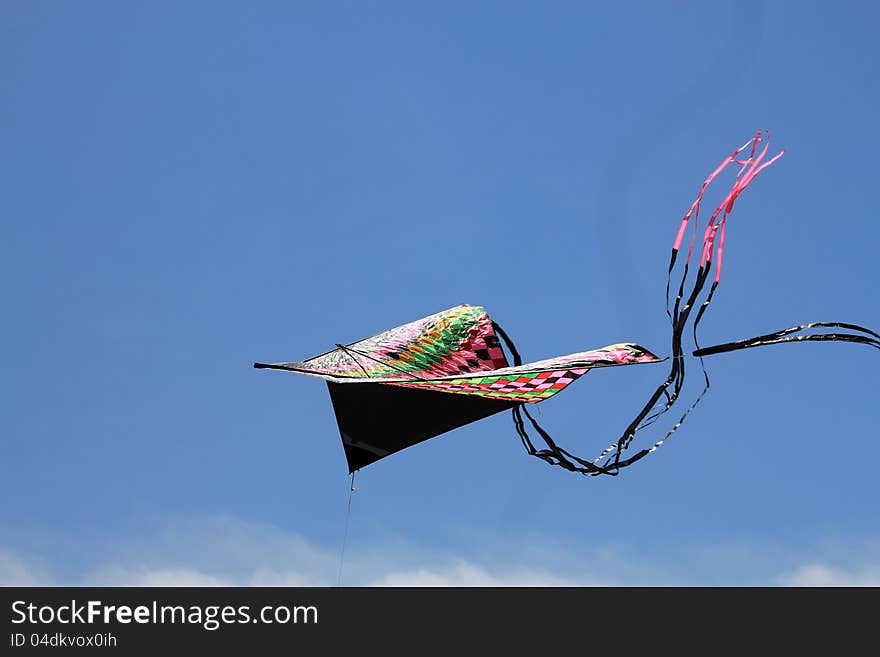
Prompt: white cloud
<box><xmin>1</xmin><ymin>517</ymin><xmax>879</xmax><ymax>587</ymax></box>
<box><xmin>64</xmin><ymin>562</ymin><xmax>586</xmax><ymax>588</ymax></box>
<box><xmin>0</xmin><ymin>517</ymin><xmax>606</xmax><ymax>588</ymax></box>
<box><xmin>0</xmin><ymin>550</ymin><xmax>50</xmax><ymax>586</ymax></box>
<box><xmin>87</xmin><ymin>567</ymin><xmax>233</xmax><ymax>587</ymax></box>
<box><xmin>777</xmin><ymin>563</ymin><xmax>880</xmax><ymax>587</ymax></box>
<box><xmin>370</xmin><ymin>561</ymin><xmax>589</xmax><ymax>587</ymax></box>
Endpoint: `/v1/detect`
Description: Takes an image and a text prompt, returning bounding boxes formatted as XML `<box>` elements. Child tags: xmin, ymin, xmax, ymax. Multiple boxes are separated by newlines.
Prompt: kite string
<box><xmin>336</xmin><ymin>471</ymin><xmax>356</xmax><ymax>587</ymax></box>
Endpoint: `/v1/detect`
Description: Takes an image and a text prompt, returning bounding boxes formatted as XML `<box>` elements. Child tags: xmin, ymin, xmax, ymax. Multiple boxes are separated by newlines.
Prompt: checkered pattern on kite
<box><xmin>391</xmin><ymin>368</ymin><xmax>590</xmax><ymax>403</ymax></box>
<box><xmin>387</xmin><ymin>342</ymin><xmax>660</xmax><ymax>402</ymax></box>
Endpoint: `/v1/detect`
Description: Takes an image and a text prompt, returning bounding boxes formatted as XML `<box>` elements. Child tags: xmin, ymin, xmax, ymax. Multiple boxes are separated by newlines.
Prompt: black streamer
<box><xmin>694</xmin><ymin>322</ymin><xmax>880</xmax><ymax>357</ymax></box>
<box><xmin>495</xmin><ymin>262</ymin><xmax>878</xmax><ymax>477</ymax></box>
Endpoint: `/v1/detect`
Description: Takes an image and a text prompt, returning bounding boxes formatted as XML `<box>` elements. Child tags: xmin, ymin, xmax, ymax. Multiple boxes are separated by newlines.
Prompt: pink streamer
<box><xmin>672</xmin><ymin>131</ymin><xmax>784</xmax><ymax>284</ymax></box>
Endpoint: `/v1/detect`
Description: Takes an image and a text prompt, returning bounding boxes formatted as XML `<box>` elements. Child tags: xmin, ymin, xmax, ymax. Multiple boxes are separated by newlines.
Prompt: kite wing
<box><xmin>255</xmin><ymin>304</ymin><xmax>660</xmax><ymax>471</ymax></box>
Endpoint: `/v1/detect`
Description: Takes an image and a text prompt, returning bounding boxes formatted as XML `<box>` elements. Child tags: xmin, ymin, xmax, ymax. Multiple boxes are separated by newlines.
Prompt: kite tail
<box><xmin>694</xmin><ymin>322</ymin><xmax>880</xmax><ymax>356</ymax></box>
<box><xmin>496</xmin><ymin>322</ymin><xmax>634</xmax><ymax>476</ymax></box>
<box><xmin>498</xmin><ymin>133</ymin><xmax>784</xmax><ymax>475</ymax></box>
<box><xmin>602</xmin><ymin>131</ymin><xmax>785</xmax><ymax>474</ymax></box>
<box><xmin>503</xmin><ymin>131</ymin><xmax>876</xmax><ymax>477</ymax></box>
<box><xmin>618</xmin><ymin>132</ymin><xmax>786</xmax><ymax>458</ymax></box>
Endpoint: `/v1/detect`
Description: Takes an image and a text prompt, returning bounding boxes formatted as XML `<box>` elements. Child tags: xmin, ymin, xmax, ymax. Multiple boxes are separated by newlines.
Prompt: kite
<box><xmin>255</xmin><ymin>131</ymin><xmax>878</xmax><ymax>476</ymax></box>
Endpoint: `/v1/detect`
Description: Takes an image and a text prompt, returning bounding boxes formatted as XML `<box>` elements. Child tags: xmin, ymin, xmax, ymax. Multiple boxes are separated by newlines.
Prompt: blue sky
<box><xmin>2</xmin><ymin>1</ymin><xmax>878</xmax><ymax>586</ymax></box>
